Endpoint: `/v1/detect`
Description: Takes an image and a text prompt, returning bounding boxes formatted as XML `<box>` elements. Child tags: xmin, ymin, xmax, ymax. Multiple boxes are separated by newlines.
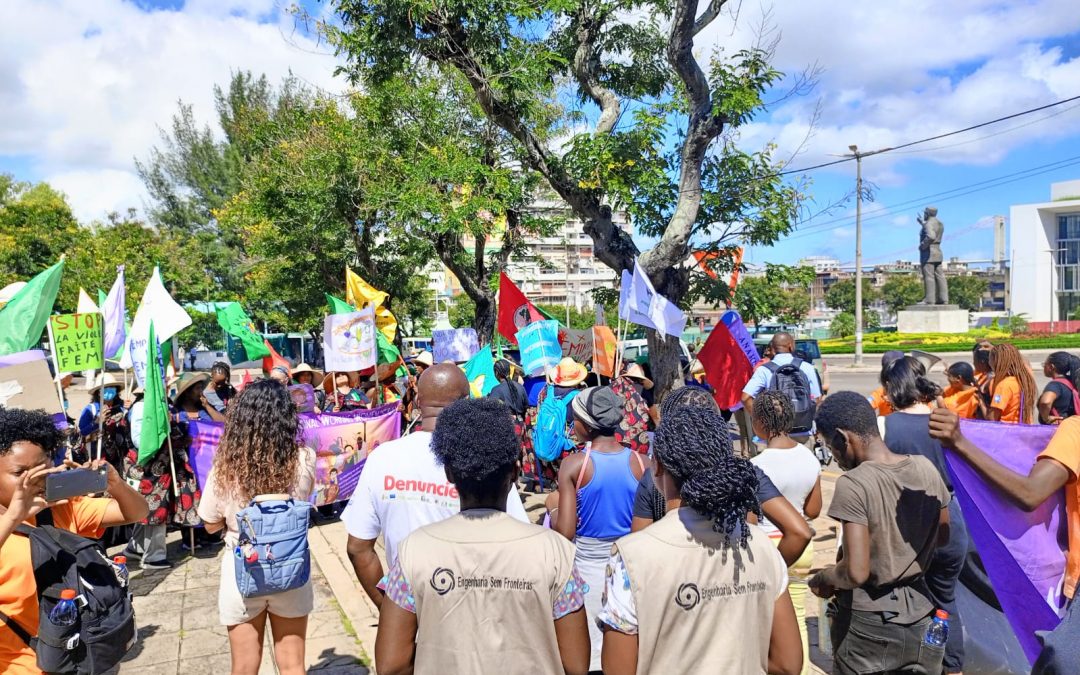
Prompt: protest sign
<box><xmin>559</xmin><ymin>327</ymin><xmax>593</xmax><ymax>363</ymax></box>
<box><xmin>516</xmin><ymin>320</ymin><xmax>561</xmax><ymax>375</ymax></box>
<box><xmin>188</xmin><ymin>404</ymin><xmax>401</xmax><ymax>507</ymax></box>
<box><xmin>289</xmin><ymin>384</ymin><xmax>317</xmax><ymax>413</ymax></box>
<box><xmin>49</xmin><ymin>313</ymin><xmax>103</xmax><ymax>372</ymax></box>
<box><xmin>592</xmin><ymin>326</ymin><xmax>618</xmax><ymax>377</ymax></box>
<box><xmin>323</xmin><ymin>307</ymin><xmax>377</xmax><ymax>372</ymax></box>
<box><xmin>433</xmin><ymin>328</ymin><xmax>480</xmax><ymax>363</ymax></box>
<box><xmin>0</xmin><ymin>351</ymin><xmax>64</xmax><ymax>420</ymax></box>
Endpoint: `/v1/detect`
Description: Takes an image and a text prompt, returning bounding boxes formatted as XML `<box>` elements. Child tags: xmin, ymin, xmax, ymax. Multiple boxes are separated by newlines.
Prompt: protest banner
<box><xmin>559</xmin><ymin>327</ymin><xmax>593</xmax><ymax>363</ymax></box>
<box><xmin>0</xmin><ymin>350</ymin><xmax>65</xmax><ymax>426</ymax></box>
<box><xmin>49</xmin><ymin>313</ymin><xmax>104</xmax><ymax>372</ymax></box>
<box><xmin>592</xmin><ymin>326</ymin><xmax>618</xmax><ymax>377</ymax></box>
<box><xmin>323</xmin><ymin>307</ymin><xmax>377</xmax><ymax>372</ymax></box>
<box><xmin>517</xmin><ymin>320</ymin><xmax>561</xmax><ymax>375</ymax></box>
<box><xmin>188</xmin><ymin>403</ymin><xmax>401</xmax><ymax>507</ymax></box>
<box><xmin>433</xmin><ymin>328</ymin><xmax>480</xmax><ymax>363</ymax></box>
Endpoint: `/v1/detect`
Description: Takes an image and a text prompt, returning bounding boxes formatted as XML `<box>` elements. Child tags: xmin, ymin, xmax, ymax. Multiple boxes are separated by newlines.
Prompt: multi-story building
<box><xmin>797</xmin><ymin>255</ymin><xmax>841</xmax><ymax>274</ymax></box>
<box><xmin>1011</xmin><ymin>179</ymin><xmax>1080</xmax><ymax>323</ymax></box>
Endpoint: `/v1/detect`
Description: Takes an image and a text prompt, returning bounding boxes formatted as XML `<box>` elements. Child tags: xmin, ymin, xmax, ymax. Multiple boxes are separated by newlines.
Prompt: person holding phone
<box><xmin>0</xmin><ymin>407</ymin><xmax>148</xmax><ymax>675</ymax></box>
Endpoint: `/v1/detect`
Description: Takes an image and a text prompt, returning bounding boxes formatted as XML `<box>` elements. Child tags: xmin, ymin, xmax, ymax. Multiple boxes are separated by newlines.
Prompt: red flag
<box><xmin>261</xmin><ymin>340</ymin><xmax>290</xmax><ymax>375</ymax></box>
<box><xmin>238</xmin><ymin>370</ymin><xmax>254</xmax><ymax>391</ymax></box>
<box><xmin>497</xmin><ymin>272</ymin><xmax>542</xmax><ymax>344</ymax></box>
<box><xmin>697</xmin><ymin>322</ymin><xmax>755</xmax><ymax>410</ymax></box>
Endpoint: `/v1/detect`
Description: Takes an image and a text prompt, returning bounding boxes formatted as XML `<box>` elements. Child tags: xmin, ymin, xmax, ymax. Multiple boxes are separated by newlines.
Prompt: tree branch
<box><xmin>693</xmin><ymin>0</ymin><xmax>728</xmax><ymax>36</ymax></box>
<box><xmin>570</xmin><ymin>5</ymin><xmax>621</xmax><ymax>135</ymax></box>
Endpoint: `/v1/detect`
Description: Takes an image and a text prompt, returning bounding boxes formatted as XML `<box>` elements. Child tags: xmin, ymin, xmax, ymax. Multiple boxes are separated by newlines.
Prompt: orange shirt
<box><xmin>868</xmin><ymin>386</ymin><xmax>893</xmax><ymax>416</ymax></box>
<box><xmin>942</xmin><ymin>384</ymin><xmax>980</xmax><ymax>419</ymax></box>
<box><xmin>991</xmin><ymin>376</ymin><xmax>1022</xmax><ymax>423</ymax></box>
<box><xmin>0</xmin><ymin>498</ymin><xmax>111</xmax><ymax>675</ymax></box>
<box><xmin>1038</xmin><ymin>417</ymin><xmax>1080</xmax><ymax>599</ymax></box>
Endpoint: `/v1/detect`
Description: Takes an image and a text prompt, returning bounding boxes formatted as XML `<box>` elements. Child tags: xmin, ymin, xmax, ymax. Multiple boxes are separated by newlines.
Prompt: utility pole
<box><xmin>849</xmin><ymin>144</ymin><xmax>864</xmax><ymax>366</ymax></box>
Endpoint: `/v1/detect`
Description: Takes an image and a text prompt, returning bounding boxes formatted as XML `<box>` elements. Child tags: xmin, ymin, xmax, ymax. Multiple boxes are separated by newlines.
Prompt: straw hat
<box><xmin>292</xmin><ymin>363</ymin><xmax>323</xmax><ymax>382</ymax></box>
<box><xmin>171</xmin><ymin>372</ymin><xmax>209</xmax><ymax>403</ymax></box>
<box><xmin>413</xmin><ymin>351</ymin><xmax>434</xmax><ymax>368</ymax></box>
<box><xmin>549</xmin><ymin>357</ymin><xmax>588</xmax><ymax>387</ymax></box>
<box><xmin>623</xmin><ymin>363</ymin><xmax>654</xmax><ymax>389</ymax></box>
<box><xmin>87</xmin><ymin>372</ymin><xmax>125</xmax><ymax>396</ymax></box>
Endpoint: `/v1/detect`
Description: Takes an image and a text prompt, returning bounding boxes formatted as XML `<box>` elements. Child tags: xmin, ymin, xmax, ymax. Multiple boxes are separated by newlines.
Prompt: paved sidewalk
<box><xmin>106</xmin><ymin>531</ymin><xmax>370</xmax><ymax>674</ymax></box>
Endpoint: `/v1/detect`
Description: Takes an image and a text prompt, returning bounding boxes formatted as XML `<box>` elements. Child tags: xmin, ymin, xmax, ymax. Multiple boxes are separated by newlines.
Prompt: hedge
<box><xmin>820</xmin><ymin>333</ymin><xmax>1080</xmax><ymax>354</ymax></box>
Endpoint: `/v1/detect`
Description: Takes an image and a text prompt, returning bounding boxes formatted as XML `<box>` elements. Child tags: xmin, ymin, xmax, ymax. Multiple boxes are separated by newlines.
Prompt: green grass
<box><xmin>328</xmin><ymin>597</ymin><xmax>371</xmax><ymax>667</ymax></box>
<box><xmin>821</xmin><ymin>334</ymin><xmax>1080</xmax><ymax>354</ymax></box>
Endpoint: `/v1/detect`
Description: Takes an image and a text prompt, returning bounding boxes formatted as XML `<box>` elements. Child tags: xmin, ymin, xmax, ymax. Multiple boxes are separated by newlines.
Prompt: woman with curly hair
<box><xmin>375</xmin><ymin>398</ymin><xmax>590</xmax><ymax>675</ymax></box>
<box><xmin>197</xmin><ymin>380</ymin><xmax>316</xmax><ymax>675</ymax></box>
<box><xmin>599</xmin><ymin>405</ymin><xmax>802</xmax><ymax>674</ymax></box>
<box><xmin>988</xmin><ymin>343</ymin><xmax>1038</xmax><ymax>424</ymax></box>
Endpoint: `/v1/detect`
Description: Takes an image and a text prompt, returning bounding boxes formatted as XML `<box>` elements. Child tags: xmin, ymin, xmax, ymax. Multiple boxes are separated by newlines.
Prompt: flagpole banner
<box><xmin>188</xmin><ymin>403</ymin><xmax>401</xmax><ymax>506</ymax></box>
<box><xmin>558</xmin><ymin>327</ymin><xmax>593</xmax><ymax>362</ymax></box>
<box><xmin>516</xmin><ymin>320</ymin><xmax>562</xmax><ymax>375</ymax></box>
<box><xmin>77</xmin><ymin>289</ymin><xmax>99</xmax><ymax>315</ymax></box>
<box><xmin>618</xmin><ymin>269</ymin><xmax>655</xmax><ymax>330</ymax></box>
<box><xmin>0</xmin><ymin>259</ymin><xmax>65</xmax><ymax>356</ymax></box>
<box><xmin>463</xmin><ymin>347</ymin><xmax>497</xmax><ymax>398</ymax></box>
<box><xmin>49</xmin><ymin>313</ymin><xmax>104</xmax><ymax>372</ymax></box>
<box><xmin>946</xmin><ymin>420</ymin><xmax>1068</xmax><ymax>664</ymax></box>
<box><xmin>0</xmin><ymin>353</ymin><xmax>63</xmax><ymax>415</ymax></box>
<box><xmin>346</xmin><ymin>267</ymin><xmax>389</xmax><ymax>309</ymax></box>
<box><xmin>216</xmin><ymin>302</ymin><xmax>270</xmax><ymax>361</ymax></box>
<box><xmin>719</xmin><ymin>310</ymin><xmax>760</xmax><ymax>368</ymax></box>
<box><xmin>323</xmin><ymin>307</ymin><xmax>377</xmax><ymax>372</ymax></box>
<box><xmin>592</xmin><ymin>326</ymin><xmax>618</xmax><ymax>378</ymax></box>
<box><xmin>497</xmin><ymin>272</ymin><xmax>542</xmax><ymax>344</ymax></box>
<box><xmin>101</xmin><ymin>267</ymin><xmax>126</xmax><ymax>360</ymax></box>
<box><xmin>433</xmin><ymin>328</ymin><xmax>480</xmax><ymax>364</ymax></box>
<box><xmin>698</xmin><ymin>320</ymin><xmax>755</xmax><ymax>410</ymax></box>
<box><xmin>120</xmin><ymin>266</ymin><xmax>191</xmax><ymax>371</ymax></box>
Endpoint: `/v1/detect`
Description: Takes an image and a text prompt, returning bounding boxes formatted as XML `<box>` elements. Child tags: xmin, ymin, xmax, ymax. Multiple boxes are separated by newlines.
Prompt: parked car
<box><xmin>619</xmin><ymin>338</ymin><xmax>693</xmax><ymax>364</ymax></box>
<box><xmin>752</xmin><ymin>336</ymin><xmax>822</xmax><ymax>364</ymax></box>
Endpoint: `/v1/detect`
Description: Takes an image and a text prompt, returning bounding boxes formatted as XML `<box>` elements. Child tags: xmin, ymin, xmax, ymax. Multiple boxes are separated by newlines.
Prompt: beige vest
<box><xmin>398</xmin><ymin>509</ymin><xmax>577</xmax><ymax>675</ymax></box>
<box><xmin>616</xmin><ymin>508</ymin><xmax>786</xmax><ymax>674</ymax></box>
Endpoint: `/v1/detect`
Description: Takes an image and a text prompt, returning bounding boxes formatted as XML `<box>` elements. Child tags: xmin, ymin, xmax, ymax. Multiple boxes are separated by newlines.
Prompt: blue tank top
<box><xmin>576</xmin><ymin>446</ymin><xmax>640</xmax><ymax>539</ymax></box>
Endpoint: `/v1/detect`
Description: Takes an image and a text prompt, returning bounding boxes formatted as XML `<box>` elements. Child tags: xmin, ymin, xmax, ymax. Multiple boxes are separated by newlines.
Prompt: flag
<box><xmin>375</xmin><ymin>305</ymin><xmax>397</xmax><ymax>343</ymax></box>
<box><xmin>262</xmin><ymin>340</ymin><xmax>291</xmax><ymax>374</ymax></box>
<box><xmin>946</xmin><ymin>421</ymin><xmax>1068</xmax><ymax>664</ymax></box>
<box><xmin>97</xmin><ymin>289</ymin><xmax>107</xmax><ymax>308</ymax></box>
<box><xmin>346</xmin><ymin>266</ymin><xmax>388</xmax><ymax>309</ymax></box>
<box><xmin>215</xmin><ymin>302</ymin><xmax>270</xmax><ymax>361</ymax></box>
<box><xmin>326</xmin><ymin>293</ymin><xmax>355</xmax><ymax>315</ymax></box>
<box><xmin>719</xmin><ymin>310</ymin><xmax>761</xmax><ymax>368</ymax></box>
<box><xmin>516</xmin><ymin>320</ymin><xmax>561</xmax><ymax>375</ymax></box>
<box><xmin>0</xmin><ymin>260</ymin><xmax>65</xmax><ymax>356</ymax></box>
<box><xmin>139</xmin><ymin>322</ymin><xmax>170</xmax><ymax>465</ymax></box>
<box><xmin>463</xmin><ymin>347</ymin><xmax>497</xmax><ymax>398</ymax></box>
<box><xmin>698</xmin><ymin>319</ymin><xmax>756</xmax><ymax>410</ymax></box>
<box><xmin>77</xmin><ymin>288</ymin><xmax>99</xmax><ymax>314</ymax></box>
<box><xmin>323</xmin><ymin>307</ymin><xmax>377</xmax><ymax>372</ymax></box>
<box><xmin>101</xmin><ymin>268</ymin><xmax>126</xmax><ymax>360</ymax></box>
<box><xmin>120</xmin><ymin>266</ymin><xmax>191</xmax><ymax>376</ymax></box>
<box><xmin>592</xmin><ymin>325</ymin><xmax>618</xmax><ymax>377</ymax></box>
<box><xmin>497</xmin><ymin>272</ymin><xmax>543</xmax><ymax>344</ymax></box>
<box><xmin>622</xmin><ymin>261</ymin><xmax>686</xmax><ymax>339</ymax></box>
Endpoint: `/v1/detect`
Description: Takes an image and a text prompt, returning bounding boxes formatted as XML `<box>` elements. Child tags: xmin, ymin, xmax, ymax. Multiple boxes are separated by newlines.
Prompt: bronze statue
<box><xmin>918</xmin><ymin>206</ymin><xmax>948</xmax><ymax>305</ymax></box>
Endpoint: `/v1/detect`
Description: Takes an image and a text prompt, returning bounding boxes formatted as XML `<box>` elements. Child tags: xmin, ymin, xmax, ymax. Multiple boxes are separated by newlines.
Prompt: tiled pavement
<box><xmin>105</xmin><ymin>532</ymin><xmax>370</xmax><ymax>674</ymax></box>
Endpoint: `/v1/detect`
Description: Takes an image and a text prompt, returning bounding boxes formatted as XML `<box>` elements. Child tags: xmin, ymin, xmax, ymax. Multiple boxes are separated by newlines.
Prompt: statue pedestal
<box><xmin>897</xmin><ymin>305</ymin><xmax>968</xmax><ymax>334</ymax></box>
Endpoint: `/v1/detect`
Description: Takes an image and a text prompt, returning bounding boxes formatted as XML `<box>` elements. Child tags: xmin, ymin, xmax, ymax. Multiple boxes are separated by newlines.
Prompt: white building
<box><xmin>1010</xmin><ymin>179</ymin><xmax>1080</xmax><ymax>323</ymax></box>
<box><xmin>797</xmin><ymin>255</ymin><xmax>841</xmax><ymax>274</ymax></box>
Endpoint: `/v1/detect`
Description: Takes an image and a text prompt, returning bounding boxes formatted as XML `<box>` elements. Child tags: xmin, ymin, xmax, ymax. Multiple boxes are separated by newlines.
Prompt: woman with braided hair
<box><xmin>750</xmin><ymin>390</ymin><xmax>821</xmax><ymax>675</ymax></box>
<box><xmin>988</xmin><ymin>343</ymin><xmax>1038</xmax><ymax>424</ymax></box>
<box><xmin>599</xmin><ymin>405</ymin><xmax>802</xmax><ymax>675</ymax></box>
<box><xmin>1039</xmin><ymin>351</ymin><xmax>1080</xmax><ymax>424</ymax></box>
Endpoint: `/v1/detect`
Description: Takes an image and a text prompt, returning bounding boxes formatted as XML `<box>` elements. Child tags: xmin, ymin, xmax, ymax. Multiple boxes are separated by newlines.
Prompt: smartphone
<box><xmin>45</xmin><ymin>467</ymin><xmax>108</xmax><ymax>502</ymax></box>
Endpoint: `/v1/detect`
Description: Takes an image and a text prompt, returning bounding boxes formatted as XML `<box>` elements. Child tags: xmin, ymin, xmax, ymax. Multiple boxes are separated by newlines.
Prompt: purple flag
<box><xmin>719</xmin><ymin>310</ymin><xmax>760</xmax><ymax>368</ymax></box>
<box><xmin>946</xmin><ymin>419</ymin><xmax>1069</xmax><ymax>664</ymax></box>
<box><xmin>102</xmin><ymin>267</ymin><xmax>126</xmax><ymax>360</ymax></box>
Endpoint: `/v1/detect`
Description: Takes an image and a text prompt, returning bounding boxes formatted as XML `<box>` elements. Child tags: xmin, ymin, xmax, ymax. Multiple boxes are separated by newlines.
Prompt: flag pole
<box><xmin>45</xmin><ymin>318</ymin><xmax>69</xmax><ymax>431</ymax></box>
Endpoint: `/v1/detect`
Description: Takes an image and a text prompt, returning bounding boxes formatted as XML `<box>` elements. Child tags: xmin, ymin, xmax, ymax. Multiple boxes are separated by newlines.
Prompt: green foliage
<box><xmin>829</xmin><ymin>310</ymin><xmax>880</xmax><ymax>338</ymax></box>
<box><xmin>448</xmin><ymin>295</ymin><xmax>475</xmax><ymax>329</ymax></box>
<box><xmin>880</xmin><ymin>275</ymin><xmax>924</xmax><ymax>314</ymax></box>
<box><xmin>949</xmin><ymin>275</ymin><xmax>989</xmax><ymax>312</ymax></box>
<box><xmin>535</xmin><ymin>303</ymin><xmax>619</xmax><ymax>330</ymax></box>
<box><xmin>735</xmin><ymin>266</ymin><xmax>815</xmax><ymax>331</ymax></box>
<box><xmin>176</xmin><ymin>311</ymin><xmax>225</xmax><ymax>351</ymax></box>
<box><xmin>0</xmin><ymin>177</ymin><xmax>80</xmax><ymax>288</ymax></box>
<box><xmin>825</xmin><ymin>278</ymin><xmax>880</xmax><ymax>314</ymax></box>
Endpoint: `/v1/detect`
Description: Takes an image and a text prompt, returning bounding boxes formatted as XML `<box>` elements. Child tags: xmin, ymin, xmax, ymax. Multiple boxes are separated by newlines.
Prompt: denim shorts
<box><xmin>830</xmin><ymin>608</ymin><xmax>945</xmax><ymax>675</ymax></box>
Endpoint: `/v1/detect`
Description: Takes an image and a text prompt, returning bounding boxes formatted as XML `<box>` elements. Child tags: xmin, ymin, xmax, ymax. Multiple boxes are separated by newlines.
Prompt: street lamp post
<box><xmin>850</xmin><ymin>144</ymin><xmax>864</xmax><ymax>367</ymax></box>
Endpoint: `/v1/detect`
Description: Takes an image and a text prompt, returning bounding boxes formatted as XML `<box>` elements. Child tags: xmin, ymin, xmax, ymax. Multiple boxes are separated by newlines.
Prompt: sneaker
<box><xmin>122</xmin><ymin>544</ymin><xmax>143</xmax><ymax>561</ymax></box>
<box><xmin>141</xmin><ymin>558</ymin><xmax>173</xmax><ymax>570</ymax></box>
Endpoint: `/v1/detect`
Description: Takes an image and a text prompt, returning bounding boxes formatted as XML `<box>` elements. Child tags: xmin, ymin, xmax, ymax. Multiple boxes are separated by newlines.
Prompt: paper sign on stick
<box><xmin>49</xmin><ymin>313</ymin><xmax>103</xmax><ymax>372</ymax></box>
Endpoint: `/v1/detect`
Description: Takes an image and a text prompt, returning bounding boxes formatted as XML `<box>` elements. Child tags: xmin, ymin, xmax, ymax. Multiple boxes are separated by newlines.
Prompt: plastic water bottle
<box><xmin>924</xmin><ymin>609</ymin><xmax>949</xmax><ymax>647</ymax></box>
<box><xmin>48</xmin><ymin>589</ymin><xmax>79</xmax><ymax>627</ymax></box>
<box><xmin>113</xmin><ymin>556</ymin><xmax>129</xmax><ymax>587</ymax></box>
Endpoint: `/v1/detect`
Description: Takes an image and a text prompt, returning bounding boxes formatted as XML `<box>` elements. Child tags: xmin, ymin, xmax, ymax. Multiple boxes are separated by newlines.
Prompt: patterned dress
<box><xmin>123</xmin><ymin>412</ymin><xmax>201</xmax><ymax>527</ymax></box>
<box><xmin>610</xmin><ymin>376</ymin><xmax>651</xmax><ymax>454</ymax></box>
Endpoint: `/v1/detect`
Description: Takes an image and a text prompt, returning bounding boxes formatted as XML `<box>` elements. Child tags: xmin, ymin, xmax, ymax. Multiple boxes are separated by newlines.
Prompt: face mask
<box><xmin>103</xmin><ymin>387</ymin><xmax>118</xmax><ymax>402</ymax></box>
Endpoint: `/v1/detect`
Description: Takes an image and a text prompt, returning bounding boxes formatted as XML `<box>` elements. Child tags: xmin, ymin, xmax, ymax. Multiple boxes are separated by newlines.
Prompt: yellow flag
<box><xmin>346</xmin><ymin>267</ymin><xmax>388</xmax><ymax>309</ymax></box>
<box><xmin>375</xmin><ymin>305</ymin><xmax>397</xmax><ymax>342</ymax></box>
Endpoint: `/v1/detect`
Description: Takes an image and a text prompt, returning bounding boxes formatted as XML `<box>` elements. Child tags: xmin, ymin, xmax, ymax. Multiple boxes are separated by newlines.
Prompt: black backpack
<box><xmin>764</xmin><ymin>358</ymin><xmax>816</xmax><ymax>434</ymax></box>
<box><xmin>0</xmin><ymin>510</ymin><xmax>136</xmax><ymax>674</ymax></box>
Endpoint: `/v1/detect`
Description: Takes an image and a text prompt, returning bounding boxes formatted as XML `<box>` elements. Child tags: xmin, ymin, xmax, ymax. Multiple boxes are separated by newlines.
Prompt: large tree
<box><xmin>0</xmin><ymin>176</ymin><xmax>80</xmax><ymax>288</ymax></box>
<box><xmin>949</xmin><ymin>275</ymin><xmax>989</xmax><ymax>313</ymax></box>
<box><xmin>326</xmin><ymin>0</ymin><xmax>808</xmax><ymax>397</ymax></box>
<box><xmin>880</xmin><ymin>274</ymin><xmax>924</xmax><ymax>314</ymax></box>
<box><xmin>825</xmin><ymin>278</ymin><xmax>880</xmax><ymax>315</ymax></box>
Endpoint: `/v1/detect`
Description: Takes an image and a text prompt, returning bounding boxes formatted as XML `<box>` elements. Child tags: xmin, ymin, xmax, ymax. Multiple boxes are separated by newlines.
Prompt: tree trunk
<box><xmin>473</xmin><ymin>291</ymin><xmax>496</xmax><ymax>346</ymax></box>
<box><xmin>645</xmin><ymin>267</ymin><xmax>691</xmax><ymax>403</ymax></box>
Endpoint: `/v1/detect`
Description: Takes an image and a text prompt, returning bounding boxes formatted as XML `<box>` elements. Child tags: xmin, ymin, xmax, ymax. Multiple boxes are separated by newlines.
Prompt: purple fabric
<box><xmin>102</xmin><ymin>268</ymin><xmax>126</xmax><ymax>360</ymax></box>
<box><xmin>0</xmin><ymin>349</ymin><xmax>47</xmax><ymax>367</ymax></box>
<box><xmin>946</xmin><ymin>419</ymin><xmax>1069</xmax><ymax>664</ymax></box>
<box><xmin>719</xmin><ymin>311</ymin><xmax>759</xmax><ymax>370</ymax></box>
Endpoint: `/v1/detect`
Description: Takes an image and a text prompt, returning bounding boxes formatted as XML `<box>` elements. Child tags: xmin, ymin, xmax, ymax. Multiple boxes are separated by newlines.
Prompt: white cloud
<box><xmin>699</xmin><ymin>1</ymin><xmax>1080</xmax><ymax>182</ymax></box>
<box><xmin>0</xmin><ymin>0</ymin><xmax>345</xmax><ymax>222</ymax></box>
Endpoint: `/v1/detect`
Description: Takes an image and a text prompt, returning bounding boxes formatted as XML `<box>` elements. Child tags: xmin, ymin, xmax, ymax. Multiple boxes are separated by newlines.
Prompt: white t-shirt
<box><xmin>750</xmin><ymin>443</ymin><xmax>821</xmax><ymax>535</ymax></box>
<box><xmin>341</xmin><ymin>430</ymin><xmax>530</xmax><ymax>565</ymax></box>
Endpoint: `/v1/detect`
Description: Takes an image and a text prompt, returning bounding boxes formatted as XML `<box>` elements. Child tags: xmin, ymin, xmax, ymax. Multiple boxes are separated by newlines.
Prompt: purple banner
<box><xmin>946</xmin><ymin>419</ymin><xmax>1068</xmax><ymax>664</ymax></box>
<box><xmin>0</xmin><ymin>349</ymin><xmax>47</xmax><ymax>367</ymax></box>
<box><xmin>188</xmin><ymin>403</ymin><xmax>401</xmax><ymax>506</ymax></box>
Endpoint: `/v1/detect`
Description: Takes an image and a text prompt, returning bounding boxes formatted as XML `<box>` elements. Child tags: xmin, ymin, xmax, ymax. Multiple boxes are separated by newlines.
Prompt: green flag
<box><xmin>215</xmin><ymin>302</ymin><xmax>270</xmax><ymax>360</ymax></box>
<box><xmin>97</xmin><ymin>289</ymin><xmax>107</xmax><ymax>308</ymax></box>
<box><xmin>139</xmin><ymin>322</ymin><xmax>170</xmax><ymax>465</ymax></box>
<box><xmin>0</xmin><ymin>260</ymin><xmax>64</xmax><ymax>356</ymax></box>
<box><xmin>326</xmin><ymin>293</ymin><xmax>355</xmax><ymax>315</ymax></box>
<box><xmin>463</xmin><ymin>347</ymin><xmax>498</xmax><ymax>398</ymax></box>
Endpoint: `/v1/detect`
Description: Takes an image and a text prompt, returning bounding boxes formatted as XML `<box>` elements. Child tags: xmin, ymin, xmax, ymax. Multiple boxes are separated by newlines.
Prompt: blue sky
<box><xmin>1</xmin><ymin>0</ymin><xmax>1079</xmax><ymax>272</ymax></box>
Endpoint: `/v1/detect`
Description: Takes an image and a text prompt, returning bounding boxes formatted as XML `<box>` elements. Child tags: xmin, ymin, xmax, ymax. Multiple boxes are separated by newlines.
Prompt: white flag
<box><xmin>76</xmin><ymin>288</ymin><xmax>99</xmax><ymax>314</ymax></box>
<box><xmin>622</xmin><ymin>261</ymin><xmax>687</xmax><ymax>339</ymax></box>
<box><xmin>323</xmin><ymin>307</ymin><xmax>377</xmax><ymax>372</ymax></box>
<box><xmin>119</xmin><ymin>267</ymin><xmax>192</xmax><ymax>384</ymax></box>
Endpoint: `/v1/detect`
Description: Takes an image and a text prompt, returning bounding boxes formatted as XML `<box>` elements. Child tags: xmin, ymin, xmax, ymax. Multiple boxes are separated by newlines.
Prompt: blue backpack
<box><xmin>233</xmin><ymin>497</ymin><xmax>312</xmax><ymax>598</ymax></box>
<box><xmin>533</xmin><ymin>384</ymin><xmax>579</xmax><ymax>462</ymax></box>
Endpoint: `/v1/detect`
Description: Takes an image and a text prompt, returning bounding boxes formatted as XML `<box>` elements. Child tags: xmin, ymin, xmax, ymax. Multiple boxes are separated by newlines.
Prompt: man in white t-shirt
<box><xmin>342</xmin><ymin>363</ymin><xmax>530</xmax><ymax>609</ymax></box>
